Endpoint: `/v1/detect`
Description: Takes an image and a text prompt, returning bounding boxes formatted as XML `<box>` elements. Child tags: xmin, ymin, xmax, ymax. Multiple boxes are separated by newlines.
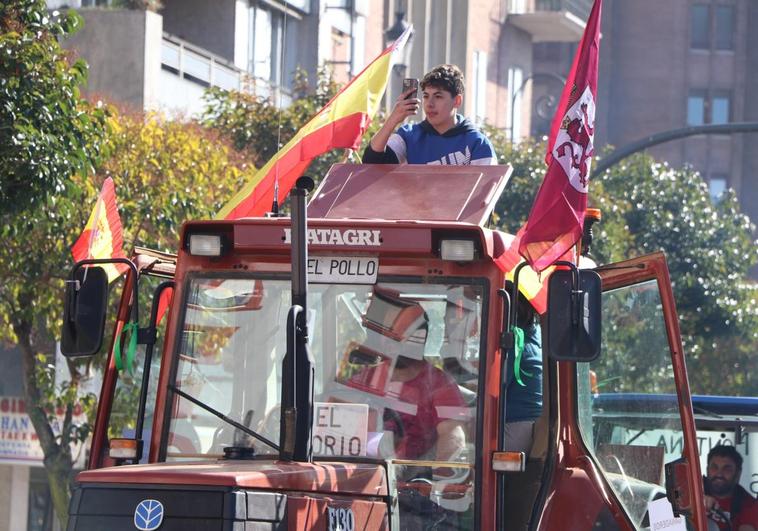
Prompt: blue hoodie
<box><xmin>363</xmin><ymin>114</ymin><xmax>497</xmax><ymax>165</ymax></box>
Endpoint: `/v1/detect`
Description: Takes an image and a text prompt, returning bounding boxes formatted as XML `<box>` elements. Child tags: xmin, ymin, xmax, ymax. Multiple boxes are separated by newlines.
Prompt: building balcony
<box><xmin>507</xmin><ymin>0</ymin><xmax>592</xmax><ymax>42</ymax></box>
<box><xmin>159</xmin><ymin>34</ymin><xmax>292</xmax><ymax>116</ymax></box>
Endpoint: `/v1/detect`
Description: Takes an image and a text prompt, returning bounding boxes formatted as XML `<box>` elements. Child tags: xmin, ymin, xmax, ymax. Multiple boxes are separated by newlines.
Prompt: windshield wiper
<box><xmin>168</xmin><ymin>384</ymin><xmax>279</xmax><ymax>452</ymax></box>
<box><xmin>692</xmin><ymin>405</ymin><xmax>723</xmax><ymax>419</ymax></box>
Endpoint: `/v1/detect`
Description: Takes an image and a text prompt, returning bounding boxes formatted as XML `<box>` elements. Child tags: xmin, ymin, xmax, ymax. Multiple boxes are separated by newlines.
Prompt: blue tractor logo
<box><xmin>134</xmin><ymin>499</ymin><xmax>164</xmax><ymax>531</ymax></box>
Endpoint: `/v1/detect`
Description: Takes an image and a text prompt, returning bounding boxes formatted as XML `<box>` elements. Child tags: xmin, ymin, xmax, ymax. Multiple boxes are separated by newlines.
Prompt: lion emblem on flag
<box><xmin>553</xmin><ymin>85</ymin><xmax>596</xmax><ymax>193</ymax></box>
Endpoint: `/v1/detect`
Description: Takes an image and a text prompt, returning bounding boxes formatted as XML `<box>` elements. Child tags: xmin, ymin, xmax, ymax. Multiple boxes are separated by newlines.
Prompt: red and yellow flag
<box><xmin>495</xmin><ymin>228</ymin><xmax>578</xmax><ymax>315</ymax></box>
<box><xmin>217</xmin><ymin>26</ymin><xmax>413</xmax><ymax>220</ymax></box>
<box><xmin>494</xmin><ymin>229</ymin><xmax>550</xmax><ymax>314</ymax></box>
<box><xmin>71</xmin><ymin>177</ymin><xmax>128</xmax><ymax>282</ymax></box>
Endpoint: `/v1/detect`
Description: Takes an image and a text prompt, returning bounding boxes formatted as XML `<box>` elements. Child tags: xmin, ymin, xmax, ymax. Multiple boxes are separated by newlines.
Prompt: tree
<box><xmin>0</xmin><ymin>0</ymin><xmax>109</xmax><ymax>216</ymax></box>
<box><xmin>491</xmin><ymin>136</ymin><xmax>758</xmax><ymax>396</ymax></box>
<box><xmin>0</xmin><ymin>109</ymin><xmax>256</xmax><ymax>528</ymax></box>
<box><xmin>592</xmin><ymin>156</ymin><xmax>758</xmax><ymax>395</ymax></box>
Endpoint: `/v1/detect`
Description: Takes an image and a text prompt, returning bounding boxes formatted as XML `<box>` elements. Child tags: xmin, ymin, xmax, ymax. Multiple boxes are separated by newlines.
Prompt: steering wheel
<box><xmin>604</xmin><ymin>453</ymin><xmax>635</xmax><ymax>500</ymax></box>
<box><xmin>209</xmin><ymin>409</ymin><xmax>256</xmax><ymax>454</ymax></box>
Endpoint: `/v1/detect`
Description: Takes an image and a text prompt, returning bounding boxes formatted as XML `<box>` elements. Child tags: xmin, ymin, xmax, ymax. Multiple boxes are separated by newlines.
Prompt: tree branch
<box><xmin>16</xmin><ymin>317</ymin><xmax>59</xmax><ymax>456</ymax></box>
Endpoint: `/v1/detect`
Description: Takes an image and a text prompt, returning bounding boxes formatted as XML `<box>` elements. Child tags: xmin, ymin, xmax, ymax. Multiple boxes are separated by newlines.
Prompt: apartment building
<box><xmin>0</xmin><ymin>2</ymin><xmax>590</xmax><ymax>529</ymax></box>
<box><xmin>599</xmin><ymin>0</ymin><xmax>757</xmax><ymax>216</ymax></box>
<box><xmin>375</xmin><ymin>0</ymin><xmax>591</xmax><ymax>139</ymax></box>
<box><xmin>533</xmin><ymin>0</ymin><xmax>758</xmax><ymax>234</ymax></box>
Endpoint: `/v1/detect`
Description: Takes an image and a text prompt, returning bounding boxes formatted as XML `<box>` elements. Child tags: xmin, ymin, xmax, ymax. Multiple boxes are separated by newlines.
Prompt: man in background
<box><xmin>704</xmin><ymin>445</ymin><xmax>758</xmax><ymax>531</ymax></box>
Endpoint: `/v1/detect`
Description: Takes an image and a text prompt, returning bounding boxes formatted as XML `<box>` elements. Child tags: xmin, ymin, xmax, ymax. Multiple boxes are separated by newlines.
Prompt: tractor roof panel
<box><xmin>309</xmin><ymin>163</ymin><xmax>512</xmax><ymax>226</ymax></box>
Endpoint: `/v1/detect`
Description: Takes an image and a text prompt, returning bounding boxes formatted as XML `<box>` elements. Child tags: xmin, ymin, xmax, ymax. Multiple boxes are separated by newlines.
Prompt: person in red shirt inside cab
<box><xmin>704</xmin><ymin>445</ymin><xmax>758</xmax><ymax>531</ymax></box>
<box><xmin>346</xmin><ymin>287</ymin><xmax>468</xmax><ymax>463</ymax></box>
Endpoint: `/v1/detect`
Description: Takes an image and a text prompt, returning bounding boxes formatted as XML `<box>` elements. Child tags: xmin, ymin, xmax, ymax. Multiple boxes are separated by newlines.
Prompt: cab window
<box><xmin>165</xmin><ymin>276</ymin><xmax>486</xmax><ymax>530</ymax></box>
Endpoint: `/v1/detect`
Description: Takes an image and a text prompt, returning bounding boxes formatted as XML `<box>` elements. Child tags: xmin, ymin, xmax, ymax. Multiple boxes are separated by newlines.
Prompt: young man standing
<box><xmin>704</xmin><ymin>445</ymin><xmax>758</xmax><ymax>531</ymax></box>
<box><xmin>363</xmin><ymin>64</ymin><xmax>497</xmax><ymax>165</ymax></box>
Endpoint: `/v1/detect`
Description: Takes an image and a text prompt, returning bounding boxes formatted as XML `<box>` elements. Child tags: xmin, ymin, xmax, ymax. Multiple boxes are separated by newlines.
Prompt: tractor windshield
<box><xmin>166</xmin><ymin>275</ymin><xmax>486</xmax><ymax>470</ymax></box>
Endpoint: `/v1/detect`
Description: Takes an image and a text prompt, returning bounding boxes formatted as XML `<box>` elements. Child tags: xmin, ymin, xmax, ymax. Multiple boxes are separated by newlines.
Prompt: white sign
<box><xmin>308</xmin><ymin>257</ymin><xmax>378</xmax><ymax>284</ymax></box>
<box><xmin>0</xmin><ymin>396</ymin><xmax>86</xmax><ymax>465</ymax></box>
<box><xmin>313</xmin><ymin>402</ymin><xmax>369</xmax><ymax>457</ymax></box>
<box><xmin>647</xmin><ymin>497</ymin><xmax>686</xmax><ymax>531</ymax></box>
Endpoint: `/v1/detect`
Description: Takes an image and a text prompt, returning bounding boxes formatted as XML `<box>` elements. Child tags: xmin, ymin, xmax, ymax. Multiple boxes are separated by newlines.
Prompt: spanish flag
<box><xmin>71</xmin><ymin>177</ymin><xmax>128</xmax><ymax>282</ymax></box>
<box><xmin>217</xmin><ymin>26</ymin><xmax>413</xmax><ymax>220</ymax></box>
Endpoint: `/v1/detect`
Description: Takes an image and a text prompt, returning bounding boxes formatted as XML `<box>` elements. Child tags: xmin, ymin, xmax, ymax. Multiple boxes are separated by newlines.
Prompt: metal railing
<box><xmin>534</xmin><ymin>0</ymin><xmax>593</xmax><ymax>20</ymax></box>
<box><xmin>161</xmin><ymin>33</ymin><xmax>292</xmax><ymax>104</ymax></box>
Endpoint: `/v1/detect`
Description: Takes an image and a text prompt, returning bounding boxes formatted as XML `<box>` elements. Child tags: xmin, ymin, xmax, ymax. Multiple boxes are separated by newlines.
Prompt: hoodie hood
<box><xmin>419</xmin><ymin>114</ymin><xmax>477</xmax><ymax>137</ymax></box>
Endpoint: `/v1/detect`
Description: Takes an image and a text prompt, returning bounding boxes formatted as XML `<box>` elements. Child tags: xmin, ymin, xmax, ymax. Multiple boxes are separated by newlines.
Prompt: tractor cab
<box><xmin>61</xmin><ymin>164</ymin><xmax>708</xmax><ymax>530</ymax></box>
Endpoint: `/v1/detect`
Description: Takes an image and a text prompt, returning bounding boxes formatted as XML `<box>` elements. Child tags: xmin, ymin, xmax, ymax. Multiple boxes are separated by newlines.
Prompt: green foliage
<box><xmin>592</xmin><ymin>157</ymin><xmax>758</xmax><ymax>395</ymax></box>
<box><xmin>0</xmin><ymin>106</ymin><xmax>256</xmax><ymax>527</ymax></box>
<box><xmin>0</xmin><ymin>0</ymin><xmax>109</xmax><ymax>216</ymax></box>
<box><xmin>99</xmin><ymin>111</ymin><xmax>254</xmax><ymax>249</ymax></box>
<box><xmin>485</xmin><ymin>132</ymin><xmax>546</xmax><ymax>232</ymax></box>
<box><xmin>488</xmin><ymin>133</ymin><xmax>758</xmax><ymax>396</ymax></box>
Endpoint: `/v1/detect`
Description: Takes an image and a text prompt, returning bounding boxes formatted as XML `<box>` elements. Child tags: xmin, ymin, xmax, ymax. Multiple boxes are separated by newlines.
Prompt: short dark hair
<box><xmin>421</xmin><ymin>64</ymin><xmax>465</xmax><ymax>97</ymax></box>
<box><xmin>708</xmin><ymin>445</ymin><xmax>743</xmax><ymax>470</ymax></box>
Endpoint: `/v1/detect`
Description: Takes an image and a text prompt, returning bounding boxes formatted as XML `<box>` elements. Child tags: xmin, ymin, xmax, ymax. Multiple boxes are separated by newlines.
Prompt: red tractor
<box><xmin>61</xmin><ymin>164</ymin><xmax>708</xmax><ymax>530</ymax></box>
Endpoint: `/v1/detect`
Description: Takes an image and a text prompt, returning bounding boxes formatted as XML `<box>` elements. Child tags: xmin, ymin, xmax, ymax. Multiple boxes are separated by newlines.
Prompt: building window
<box><xmin>473</xmin><ymin>51</ymin><xmax>488</xmax><ymax>125</ymax></box>
<box><xmin>687</xmin><ymin>90</ymin><xmax>730</xmax><ymax>125</ymax></box>
<box><xmin>709</xmin><ymin>175</ymin><xmax>727</xmax><ymax>201</ymax></box>
<box><xmin>691</xmin><ymin>5</ymin><xmax>710</xmax><ymax>50</ymax></box>
<box><xmin>508</xmin><ymin>66</ymin><xmax>524</xmax><ymax>141</ymax></box>
<box><xmin>687</xmin><ymin>91</ymin><xmax>706</xmax><ymax>126</ymax></box>
<box><xmin>714</xmin><ymin>6</ymin><xmax>735</xmax><ymax>50</ymax></box>
<box><xmin>691</xmin><ymin>4</ymin><xmax>735</xmax><ymax>51</ymax></box>
<box><xmin>509</xmin><ymin>0</ymin><xmax>527</xmax><ymax>14</ymax></box>
<box><xmin>249</xmin><ymin>4</ymin><xmax>285</xmax><ymax>87</ymax></box>
<box><xmin>284</xmin><ymin>0</ymin><xmax>310</xmax><ymax>13</ymax></box>
<box><xmin>711</xmin><ymin>92</ymin><xmax>731</xmax><ymax>124</ymax></box>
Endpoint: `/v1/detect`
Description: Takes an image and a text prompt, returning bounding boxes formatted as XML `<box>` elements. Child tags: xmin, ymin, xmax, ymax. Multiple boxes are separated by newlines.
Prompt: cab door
<box><xmin>574</xmin><ymin>252</ymin><xmax>707</xmax><ymax>529</ymax></box>
<box><xmin>536</xmin><ymin>252</ymin><xmax>708</xmax><ymax>530</ymax></box>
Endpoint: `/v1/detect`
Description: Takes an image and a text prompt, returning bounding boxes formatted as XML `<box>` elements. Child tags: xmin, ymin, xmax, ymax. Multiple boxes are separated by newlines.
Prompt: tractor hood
<box><xmin>76</xmin><ymin>459</ymin><xmax>388</xmax><ymax>496</ymax></box>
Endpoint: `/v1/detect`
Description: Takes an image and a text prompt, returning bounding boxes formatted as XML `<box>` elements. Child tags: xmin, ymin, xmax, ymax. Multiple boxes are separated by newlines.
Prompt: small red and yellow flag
<box><xmin>217</xmin><ymin>25</ymin><xmax>413</xmax><ymax>220</ymax></box>
<box><xmin>495</xmin><ymin>229</ymin><xmax>552</xmax><ymax>314</ymax></box>
<box><xmin>71</xmin><ymin>177</ymin><xmax>128</xmax><ymax>282</ymax></box>
<box><xmin>494</xmin><ymin>228</ymin><xmax>570</xmax><ymax>315</ymax></box>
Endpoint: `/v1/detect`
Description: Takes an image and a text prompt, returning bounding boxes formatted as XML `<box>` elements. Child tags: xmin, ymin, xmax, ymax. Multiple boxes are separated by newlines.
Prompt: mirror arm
<box><xmin>132</xmin><ymin>280</ymin><xmax>175</xmax><ymax>464</ymax></box>
<box><xmin>498</xmin><ymin>288</ymin><xmax>513</xmax><ymax>351</ymax></box>
<box><xmin>509</xmin><ymin>262</ymin><xmax>530</xmax><ymax>331</ymax></box>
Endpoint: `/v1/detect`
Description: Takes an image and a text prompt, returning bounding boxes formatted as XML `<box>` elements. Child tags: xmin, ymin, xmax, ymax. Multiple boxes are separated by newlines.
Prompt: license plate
<box><xmin>307</xmin><ymin>256</ymin><xmax>378</xmax><ymax>284</ymax></box>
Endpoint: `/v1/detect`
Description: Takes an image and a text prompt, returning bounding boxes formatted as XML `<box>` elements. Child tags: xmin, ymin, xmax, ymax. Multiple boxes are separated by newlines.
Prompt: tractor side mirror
<box><xmin>546</xmin><ymin>267</ymin><xmax>601</xmax><ymax>361</ymax></box>
<box><xmin>61</xmin><ymin>266</ymin><xmax>108</xmax><ymax>357</ymax></box>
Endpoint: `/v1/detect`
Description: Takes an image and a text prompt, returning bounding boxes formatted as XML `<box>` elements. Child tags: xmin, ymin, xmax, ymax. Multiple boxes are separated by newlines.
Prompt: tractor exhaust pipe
<box><xmin>279</xmin><ymin>176</ymin><xmax>315</xmax><ymax>462</ymax></box>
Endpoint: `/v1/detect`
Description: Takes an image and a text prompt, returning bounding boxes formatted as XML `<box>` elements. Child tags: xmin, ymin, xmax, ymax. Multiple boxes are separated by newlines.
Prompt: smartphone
<box><xmin>402</xmin><ymin>78</ymin><xmax>419</xmax><ymax>100</ymax></box>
